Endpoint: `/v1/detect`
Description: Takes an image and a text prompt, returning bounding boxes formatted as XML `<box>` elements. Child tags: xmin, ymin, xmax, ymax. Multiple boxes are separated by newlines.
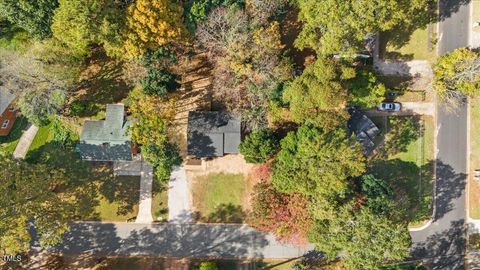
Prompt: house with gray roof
<box><xmin>76</xmin><ymin>104</ymin><xmax>133</xmax><ymax>161</ymax></box>
<box><xmin>187</xmin><ymin>111</ymin><xmax>241</xmax><ymax>157</ymax></box>
<box><xmin>347</xmin><ymin>110</ymin><xmax>380</xmax><ymax>155</ymax></box>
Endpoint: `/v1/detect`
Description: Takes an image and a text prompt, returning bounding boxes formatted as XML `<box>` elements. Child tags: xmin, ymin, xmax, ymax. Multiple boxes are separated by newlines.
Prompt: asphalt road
<box><xmin>438</xmin><ymin>0</ymin><xmax>471</xmax><ymax>54</ymax></box>
<box><xmin>410</xmin><ymin>102</ymin><xmax>467</xmax><ymax>269</ymax></box>
<box><xmin>50</xmin><ymin>223</ymin><xmax>313</xmax><ymax>259</ymax></box>
<box><xmin>408</xmin><ymin>2</ymin><xmax>471</xmax><ymax>269</ymax></box>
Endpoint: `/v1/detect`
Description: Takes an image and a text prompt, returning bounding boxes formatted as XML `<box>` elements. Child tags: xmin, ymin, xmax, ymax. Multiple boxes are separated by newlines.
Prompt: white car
<box><xmin>378</xmin><ymin>102</ymin><xmax>401</xmax><ymax>112</ymax></box>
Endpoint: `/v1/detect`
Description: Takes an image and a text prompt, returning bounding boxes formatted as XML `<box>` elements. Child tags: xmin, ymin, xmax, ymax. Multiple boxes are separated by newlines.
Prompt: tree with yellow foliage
<box><xmin>124</xmin><ymin>0</ymin><xmax>187</xmax><ymax>58</ymax></box>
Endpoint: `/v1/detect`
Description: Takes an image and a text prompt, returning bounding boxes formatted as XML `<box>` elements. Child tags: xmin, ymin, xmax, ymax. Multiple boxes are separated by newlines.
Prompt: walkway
<box><xmin>113</xmin><ymin>157</ymin><xmax>154</xmax><ymax>223</ymax></box>
<box><xmin>12</xmin><ymin>123</ymin><xmax>38</xmax><ymax>159</ymax></box>
<box><xmin>168</xmin><ymin>166</ymin><xmax>194</xmax><ymax>223</ymax></box>
<box><xmin>364</xmin><ymin>102</ymin><xmax>435</xmax><ymax>117</ymax></box>
<box><xmin>135</xmin><ymin>163</ymin><xmax>154</xmax><ymax>223</ymax></box>
<box><xmin>52</xmin><ymin>222</ymin><xmax>314</xmax><ymax>259</ymax></box>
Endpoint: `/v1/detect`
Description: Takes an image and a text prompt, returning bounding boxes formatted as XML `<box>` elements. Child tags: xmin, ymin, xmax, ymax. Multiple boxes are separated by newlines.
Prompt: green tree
<box><xmin>18</xmin><ymin>89</ymin><xmax>66</xmax><ymax>126</ymax></box>
<box><xmin>295</xmin><ymin>0</ymin><xmax>434</xmax><ymax>55</ymax></box>
<box><xmin>199</xmin><ymin>261</ymin><xmax>219</xmax><ymax>270</ymax></box>
<box><xmin>359</xmin><ymin>174</ymin><xmax>395</xmax><ymax>216</ymax></box>
<box><xmin>347</xmin><ymin>69</ymin><xmax>387</xmax><ymax>109</ymax></box>
<box><xmin>282</xmin><ymin>59</ymin><xmax>353</xmax><ymax>130</ymax></box>
<box><xmin>309</xmin><ymin>205</ymin><xmax>411</xmax><ymax>270</ymax></box>
<box><xmin>272</xmin><ymin>124</ymin><xmax>366</xmax><ymax>197</ymax></box>
<box><xmin>124</xmin><ymin>0</ymin><xmax>187</xmax><ymax>58</ymax></box>
<box><xmin>433</xmin><ymin>48</ymin><xmax>480</xmax><ymax>105</ymax></box>
<box><xmin>141</xmin><ymin>69</ymin><xmax>180</xmax><ymax>97</ymax></box>
<box><xmin>239</xmin><ymin>128</ymin><xmax>278</xmax><ymax>163</ymax></box>
<box><xmin>51</xmin><ymin>0</ymin><xmax>126</xmax><ymax>58</ymax></box>
<box><xmin>142</xmin><ymin>141</ymin><xmax>182</xmax><ymax>180</ymax></box>
<box><xmin>0</xmin><ymin>0</ymin><xmax>58</xmax><ymax>38</ymax></box>
<box><xmin>0</xmin><ymin>156</ymin><xmax>75</xmax><ymax>254</ymax></box>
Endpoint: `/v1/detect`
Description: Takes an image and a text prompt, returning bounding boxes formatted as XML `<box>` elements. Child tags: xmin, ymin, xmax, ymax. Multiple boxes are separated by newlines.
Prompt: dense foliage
<box><xmin>239</xmin><ymin>128</ymin><xmax>278</xmax><ymax>163</ymax></box>
<box><xmin>198</xmin><ymin>261</ymin><xmax>219</xmax><ymax>270</ymax></box>
<box><xmin>0</xmin><ymin>0</ymin><xmax>58</xmax><ymax>38</ymax></box>
<box><xmin>347</xmin><ymin>69</ymin><xmax>388</xmax><ymax>109</ymax></box>
<box><xmin>51</xmin><ymin>0</ymin><xmax>126</xmax><ymax>58</ymax></box>
<box><xmin>249</xmin><ymin>181</ymin><xmax>312</xmax><ymax>242</ymax></box>
<box><xmin>433</xmin><ymin>48</ymin><xmax>480</xmax><ymax>105</ymax></box>
<box><xmin>282</xmin><ymin>59</ymin><xmax>353</xmax><ymax>130</ymax></box>
<box><xmin>272</xmin><ymin>124</ymin><xmax>365</xmax><ymax>197</ymax></box>
<box><xmin>142</xmin><ymin>141</ymin><xmax>183</xmax><ymax>180</ymax></box>
<box><xmin>295</xmin><ymin>0</ymin><xmax>435</xmax><ymax>55</ymax></box>
<box><xmin>0</xmin><ymin>156</ymin><xmax>73</xmax><ymax>253</ymax></box>
<box><xmin>124</xmin><ymin>0</ymin><xmax>187</xmax><ymax>58</ymax></box>
<box><xmin>141</xmin><ymin>69</ymin><xmax>180</xmax><ymax>97</ymax></box>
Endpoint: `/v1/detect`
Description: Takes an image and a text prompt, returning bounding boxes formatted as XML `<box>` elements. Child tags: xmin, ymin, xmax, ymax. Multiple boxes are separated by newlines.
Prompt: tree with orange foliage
<box><xmin>124</xmin><ymin>0</ymin><xmax>187</xmax><ymax>58</ymax></box>
<box><xmin>249</xmin><ymin>181</ymin><xmax>312</xmax><ymax>243</ymax></box>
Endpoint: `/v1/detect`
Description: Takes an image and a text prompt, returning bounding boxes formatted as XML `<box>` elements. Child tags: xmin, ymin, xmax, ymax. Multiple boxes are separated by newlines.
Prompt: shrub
<box><xmin>199</xmin><ymin>261</ymin><xmax>219</xmax><ymax>270</ymax></box>
<box><xmin>140</xmin><ymin>69</ymin><xmax>180</xmax><ymax>97</ymax></box>
<box><xmin>239</xmin><ymin>128</ymin><xmax>278</xmax><ymax>163</ymax></box>
<box><xmin>142</xmin><ymin>141</ymin><xmax>183</xmax><ymax>180</ymax></box>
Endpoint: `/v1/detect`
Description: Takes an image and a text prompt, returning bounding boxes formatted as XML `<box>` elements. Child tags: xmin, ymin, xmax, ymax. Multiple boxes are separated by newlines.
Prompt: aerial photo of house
<box><xmin>0</xmin><ymin>0</ymin><xmax>479</xmax><ymax>269</ymax></box>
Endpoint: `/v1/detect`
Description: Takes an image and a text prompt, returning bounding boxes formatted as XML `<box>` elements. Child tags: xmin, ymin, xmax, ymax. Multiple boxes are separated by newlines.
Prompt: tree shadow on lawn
<box><xmin>68</xmin><ymin>50</ymin><xmax>132</xmax><ymax>118</ymax></box>
<box><xmin>375</xmin><ymin>116</ymin><xmax>424</xmax><ymax>160</ymax></box>
<box><xmin>370</xmin><ymin>159</ymin><xmax>434</xmax><ymax>224</ymax></box>
<box><xmin>380</xmin><ymin>0</ymin><xmax>469</xmax><ymax>57</ymax></box>
<box><xmin>204</xmin><ymin>203</ymin><xmax>247</xmax><ymax>224</ymax></box>
<box><xmin>25</xmin><ymin>142</ymin><xmax>140</xmax><ymax>221</ymax></box>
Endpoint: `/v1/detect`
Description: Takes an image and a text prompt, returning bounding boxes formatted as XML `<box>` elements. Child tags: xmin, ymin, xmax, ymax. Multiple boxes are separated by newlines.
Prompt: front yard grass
<box><xmin>469</xmin><ymin>98</ymin><xmax>480</xmax><ymax>219</ymax></box>
<box><xmin>152</xmin><ymin>178</ymin><xmax>168</xmax><ymax>221</ymax></box>
<box><xmin>191</xmin><ymin>173</ymin><xmax>247</xmax><ymax>223</ymax></box>
<box><xmin>27</xmin><ymin>121</ymin><xmax>55</xmax><ymax>157</ymax></box>
<box><xmin>0</xmin><ymin>116</ymin><xmax>28</xmax><ymax>156</ymax></box>
<box><xmin>94</xmin><ymin>175</ymin><xmax>140</xmax><ymax>222</ymax></box>
<box><xmin>370</xmin><ymin>116</ymin><xmax>434</xmax><ymax>227</ymax></box>
<box><xmin>381</xmin><ymin>26</ymin><xmax>437</xmax><ymax>63</ymax></box>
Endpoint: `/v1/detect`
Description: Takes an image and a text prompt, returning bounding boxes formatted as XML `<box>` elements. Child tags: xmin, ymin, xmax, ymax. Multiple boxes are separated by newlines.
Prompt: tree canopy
<box><xmin>295</xmin><ymin>0</ymin><xmax>434</xmax><ymax>55</ymax></box>
<box><xmin>51</xmin><ymin>0</ymin><xmax>126</xmax><ymax>58</ymax></box>
<box><xmin>0</xmin><ymin>156</ymin><xmax>74</xmax><ymax>253</ymax></box>
<box><xmin>309</xmin><ymin>204</ymin><xmax>411</xmax><ymax>270</ymax></box>
<box><xmin>0</xmin><ymin>0</ymin><xmax>58</xmax><ymax>38</ymax></box>
<box><xmin>239</xmin><ymin>128</ymin><xmax>278</xmax><ymax>163</ymax></box>
<box><xmin>433</xmin><ymin>48</ymin><xmax>480</xmax><ymax>104</ymax></box>
<box><xmin>272</xmin><ymin>124</ymin><xmax>365</xmax><ymax>197</ymax></box>
<box><xmin>347</xmin><ymin>69</ymin><xmax>387</xmax><ymax>109</ymax></box>
<box><xmin>124</xmin><ymin>0</ymin><xmax>187</xmax><ymax>58</ymax></box>
<box><xmin>282</xmin><ymin>59</ymin><xmax>353</xmax><ymax>129</ymax></box>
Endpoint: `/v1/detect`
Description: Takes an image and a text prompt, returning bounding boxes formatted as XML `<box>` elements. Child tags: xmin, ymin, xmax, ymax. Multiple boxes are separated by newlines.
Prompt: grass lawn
<box><xmin>192</xmin><ymin>173</ymin><xmax>247</xmax><ymax>223</ymax></box>
<box><xmin>0</xmin><ymin>116</ymin><xmax>28</xmax><ymax>156</ymax></box>
<box><xmin>94</xmin><ymin>175</ymin><xmax>140</xmax><ymax>222</ymax></box>
<box><xmin>370</xmin><ymin>116</ymin><xmax>434</xmax><ymax>227</ymax></box>
<box><xmin>26</xmin><ymin>121</ymin><xmax>55</xmax><ymax>157</ymax></box>
<box><xmin>190</xmin><ymin>259</ymin><xmax>300</xmax><ymax>270</ymax></box>
<box><xmin>470</xmin><ymin>98</ymin><xmax>480</xmax><ymax>219</ymax></box>
<box><xmin>382</xmin><ymin>26</ymin><xmax>437</xmax><ymax>63</ymax></box>
<box><xmin>152</xmin><ymin>178</ymin><xmax>168</xmax><ymax>221</ymax></box>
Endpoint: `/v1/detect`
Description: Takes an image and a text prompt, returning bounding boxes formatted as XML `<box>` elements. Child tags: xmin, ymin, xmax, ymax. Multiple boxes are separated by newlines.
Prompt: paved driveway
<box><xmin>51</xmin><ymin>222</ymin><xmax>313</xmax><ymax>259</ymax></box>
<box><xmin>364</xmin><ymin>102</ymin><xmax>435</xmax><ymax>117</ymax></box>
<box><xmin>168</xmin><ymin>167</ymin><xmax>194</xmax><ymax>223</ymax></box>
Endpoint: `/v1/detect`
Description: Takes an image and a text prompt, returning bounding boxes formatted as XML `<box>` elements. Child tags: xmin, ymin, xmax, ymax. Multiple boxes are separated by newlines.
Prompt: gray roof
<box><xmin>0</xmin><ymin>87</ymin><xmax>15</xmax><ymax>115</ymax></box>
<box><xmin>347</xmin><ymin>110</ymin><xmax>380</xmax><ymax>154</ymax></box>
<box><xmin>187</xmin><ymin>111</ymin><xmax>241</xmax><ymax>157</ymax></box>
<box><xmin>77</xmin><ymin>104</ymin><xmax>132</xmax><ymax>161</ymax></box>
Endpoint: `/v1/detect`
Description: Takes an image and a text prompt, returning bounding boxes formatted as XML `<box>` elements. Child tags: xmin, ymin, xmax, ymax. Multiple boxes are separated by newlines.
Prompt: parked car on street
<box><xmin>378</xmin><ymin>102</ymin><xmax>401</xmax><ymax>112</ymax></box>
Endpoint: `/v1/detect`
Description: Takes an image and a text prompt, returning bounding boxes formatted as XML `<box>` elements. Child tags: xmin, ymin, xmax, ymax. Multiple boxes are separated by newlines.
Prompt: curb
<box><xmin>408</xmin><ymin>219</ymin><xmax>433</xmax><ymax>232</ymax></box>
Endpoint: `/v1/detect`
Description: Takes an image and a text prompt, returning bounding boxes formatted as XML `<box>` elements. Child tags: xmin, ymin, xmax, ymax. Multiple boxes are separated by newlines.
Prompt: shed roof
<box><xmin>187</xmin><ymin>111</ymin><xmax>241</xmax><ymax>157</ymax></box>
